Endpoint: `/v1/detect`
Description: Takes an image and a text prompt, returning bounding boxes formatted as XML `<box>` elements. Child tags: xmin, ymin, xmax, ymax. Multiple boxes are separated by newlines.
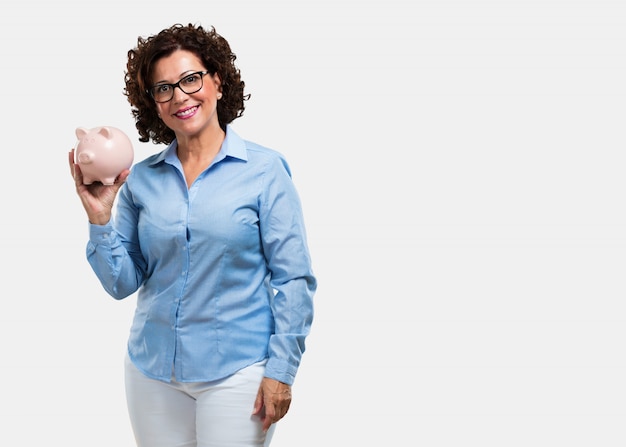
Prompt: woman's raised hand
<box><xmin>69</xmin><ymin>149</ymin><xmax>130</xmax><ymax>225</ymax></box>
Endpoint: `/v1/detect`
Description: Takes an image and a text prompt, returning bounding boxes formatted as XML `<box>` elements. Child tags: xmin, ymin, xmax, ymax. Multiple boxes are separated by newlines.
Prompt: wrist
<box><xmin>88</xmin><ymin>212</ymin><xmax>111</xmax><ymax>226</ymax></box>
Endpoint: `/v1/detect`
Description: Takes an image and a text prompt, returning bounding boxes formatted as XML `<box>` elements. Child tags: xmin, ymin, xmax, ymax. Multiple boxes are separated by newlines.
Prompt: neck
<box><xmin>176</xmin><ymin>125</ymin><xmax>225</xmax><ymax>162</ymax></box>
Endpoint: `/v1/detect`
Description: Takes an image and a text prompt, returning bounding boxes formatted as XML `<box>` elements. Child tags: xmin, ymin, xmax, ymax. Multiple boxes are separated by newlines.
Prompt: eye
<box><xmin>182</xmin><ymin>74</ymin><xmax>201</xmax><ymax>85</ymax></box>
<box><xmin>154</xmin><ymin>84</ymin><xmax>172</xmax><ymax>94</ymax></box>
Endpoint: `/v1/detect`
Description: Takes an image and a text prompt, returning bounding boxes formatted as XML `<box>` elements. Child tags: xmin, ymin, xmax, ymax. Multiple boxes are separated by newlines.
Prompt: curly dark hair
<box><xmin>124</xmin><ymin>23</ymin><xmax>249</xmax><ymax>145</ymax></box>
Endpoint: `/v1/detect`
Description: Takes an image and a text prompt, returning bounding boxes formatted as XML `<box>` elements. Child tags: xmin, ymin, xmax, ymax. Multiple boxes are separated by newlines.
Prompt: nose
<box><xmin>171</xmin><ymin>85</ymin><xmax>189</xmax><ymax>102</ymax></box>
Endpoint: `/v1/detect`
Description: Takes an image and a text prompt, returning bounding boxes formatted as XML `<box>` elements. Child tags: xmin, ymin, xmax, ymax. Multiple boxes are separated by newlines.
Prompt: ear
<box><xmin>212</xmin><ymin>73</ymin><xmax>222</xmax><ymax>92</ymax></box>
<box><xmin>98</xmin><ymin>127</ymin><xmax>114</xmax><ymax>140</ymax></box>
<box><xmin>75</xmin><ymin>127</ymin><xmax>89</xmax><ymax>139</ymax></box>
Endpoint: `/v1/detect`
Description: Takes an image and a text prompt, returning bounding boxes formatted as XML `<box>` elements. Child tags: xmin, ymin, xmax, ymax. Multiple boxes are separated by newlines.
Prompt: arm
<box><xmin>252</xmin><ymin>155</ymin><xmax>317</xmax><ymax>429</ymax></box>
<box><xmin>69</xmin><ymin>149</ymin><xmax>145</xmax><ymax>299</ymax></box>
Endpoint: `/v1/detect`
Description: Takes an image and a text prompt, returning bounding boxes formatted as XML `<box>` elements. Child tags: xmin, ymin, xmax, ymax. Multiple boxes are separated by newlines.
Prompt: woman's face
<box><xmin>150</xmin><ymin>49</ymin><xmax>222</xmax><ymax>139</ymax></box>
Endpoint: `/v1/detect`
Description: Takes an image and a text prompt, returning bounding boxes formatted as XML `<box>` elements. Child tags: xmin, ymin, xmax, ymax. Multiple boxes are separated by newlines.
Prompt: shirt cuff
<box><xmin>264</xmin><ymin>357</ymin><xmax>298</xmax><ymax>386</ymax></box>
<box><xmin>88</xmin><ymin>218</ymin><xmax>115</xmax><ymax>243</ymax></box>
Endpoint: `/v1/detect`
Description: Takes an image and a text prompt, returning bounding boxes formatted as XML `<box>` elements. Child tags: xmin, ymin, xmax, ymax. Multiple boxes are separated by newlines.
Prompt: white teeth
<box><xmin>176</xmin><ymin>106</ymin><xmax>197</xmax><ymax>117</ymax></box>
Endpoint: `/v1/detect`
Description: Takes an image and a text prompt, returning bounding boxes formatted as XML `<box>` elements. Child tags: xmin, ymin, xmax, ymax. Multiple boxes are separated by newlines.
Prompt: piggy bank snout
<box><xmin>77</xmin><ymin>152</ymin><xmax>94</xmax><ymax>164</ymax></box>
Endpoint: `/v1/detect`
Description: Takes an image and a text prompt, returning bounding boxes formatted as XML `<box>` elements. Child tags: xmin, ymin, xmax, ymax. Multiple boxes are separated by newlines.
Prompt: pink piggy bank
<box><xmin>74</xmin><ymin>126</ymin><xmax>134</xmax><ymax>185</ymax></box>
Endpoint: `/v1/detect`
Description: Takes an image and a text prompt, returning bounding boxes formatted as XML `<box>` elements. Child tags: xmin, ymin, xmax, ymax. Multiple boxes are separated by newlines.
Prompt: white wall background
<box><xmin>1</xmin><ymin>0</ymin><xmax>625</xmax><ymax>445</ymax></box>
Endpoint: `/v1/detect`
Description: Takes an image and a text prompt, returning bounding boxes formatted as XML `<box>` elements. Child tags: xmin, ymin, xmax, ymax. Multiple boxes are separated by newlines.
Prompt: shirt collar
<box><xmin>148</xmin><ymin>125</ymin><xmax>248</xmax><ymax>166</ymax></box>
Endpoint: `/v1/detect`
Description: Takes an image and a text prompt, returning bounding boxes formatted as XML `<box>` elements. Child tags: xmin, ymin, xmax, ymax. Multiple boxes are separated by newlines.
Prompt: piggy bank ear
<box><xmin>98</xmin><ymin>126</ymin><xmax>114</xmax><ymax>140</ymax></box>
<box><xmin>75</xmin><ymin>127</ymin><xmax>89</xmax><ymax>139</ymax></box>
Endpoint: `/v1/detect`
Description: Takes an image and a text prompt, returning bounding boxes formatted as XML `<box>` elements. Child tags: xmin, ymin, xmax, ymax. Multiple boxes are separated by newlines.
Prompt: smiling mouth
<box><xmin>175</xmin><ymin>106</ymin><xmax>198</xmax><ymax>118</ymax></box>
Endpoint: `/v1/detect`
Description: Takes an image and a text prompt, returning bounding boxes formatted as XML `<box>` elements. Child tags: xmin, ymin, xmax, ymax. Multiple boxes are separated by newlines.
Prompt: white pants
<box><xmin>124</xmin><ymin>354</ymin><xmax>275</xmax><ymax>447</ymax></box>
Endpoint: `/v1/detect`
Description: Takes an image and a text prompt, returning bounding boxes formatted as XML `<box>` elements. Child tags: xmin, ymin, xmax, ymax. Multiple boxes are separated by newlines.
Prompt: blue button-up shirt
<box><xmin>86</xmin><ymin>126</ymin><xmax>316</xmax><ymax>385</ymax></box>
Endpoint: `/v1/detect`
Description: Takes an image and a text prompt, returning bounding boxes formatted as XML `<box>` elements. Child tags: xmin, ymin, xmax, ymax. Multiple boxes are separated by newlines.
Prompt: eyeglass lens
<box><xmin>150</xmin><ymin>72</ymin><xmax>206</xmax><ymax>102</ymax></box>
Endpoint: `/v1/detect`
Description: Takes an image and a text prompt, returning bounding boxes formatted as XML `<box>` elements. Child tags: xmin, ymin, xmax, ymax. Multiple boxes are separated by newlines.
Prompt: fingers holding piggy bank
<box><xmin>74</xmin><ymin>126</ymin><xmax>134</xmax><ymax>185</ymax></box>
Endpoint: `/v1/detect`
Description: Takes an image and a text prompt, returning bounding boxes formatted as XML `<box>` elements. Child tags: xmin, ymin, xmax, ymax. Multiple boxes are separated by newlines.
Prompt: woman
<box><xmin>69</xmin><ymin>23</ymin><xmax>316</xmax><ymax>447</ymax></box>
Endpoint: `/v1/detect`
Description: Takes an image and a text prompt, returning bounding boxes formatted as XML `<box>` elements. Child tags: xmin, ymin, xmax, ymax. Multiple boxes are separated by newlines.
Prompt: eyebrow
<box><xmin>153</xmin><ymin>69</ymin><xmax>204</xmax><ymax>85</ymax></box>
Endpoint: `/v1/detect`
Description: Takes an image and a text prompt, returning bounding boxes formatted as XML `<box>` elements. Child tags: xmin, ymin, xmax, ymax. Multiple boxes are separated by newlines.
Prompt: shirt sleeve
<box><xmin>86</xmin><ymin>182</ymin><xmax>147</xmax><ymax>299</ymax></box>
<box><xmin>259</xmin><ymin>155</ymin><xmax>317</xmax><ymax>385</ymax></box>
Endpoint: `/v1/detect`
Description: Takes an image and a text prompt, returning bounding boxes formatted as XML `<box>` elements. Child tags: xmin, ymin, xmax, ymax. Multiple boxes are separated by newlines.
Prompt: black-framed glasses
<box><xmin>147</xmin><ymin>70</ymin><xmax>211</xmax><ymax>103</ymax></box>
